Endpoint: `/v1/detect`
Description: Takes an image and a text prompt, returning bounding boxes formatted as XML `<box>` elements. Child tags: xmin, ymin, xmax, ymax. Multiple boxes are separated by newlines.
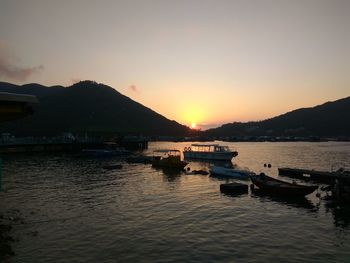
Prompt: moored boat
<box><xmin>152</xmin><ymin>149</ymin><xmax>188</xmax><ymax>169</ymax></box>
<box><xmin>210</xmin><ymin>165</ymin><xmax>253</xmax><ymax>179</ymax></box>
<box><xmin>279</xmin><ymin>167</ymin><xmax>350</xmax><ymax>183</ymax></box>
<box><xmin>81</xmin><ymin>148</ymin><xmax>130</xmax><ymax>157</ymax></box>
<box><xmin>250</xmin><ymin>173</ymin><xmax>318</xmax><ymax>197</ymax></box>
<box><xmin>81</xmin><ymin>142</ymin><xmax>130</xmax><ymax>157</ymax></box>
<box><xmin>183</xmin><ymin>144</ymin><xmax>238</xmax><ymax>161</ymax></box>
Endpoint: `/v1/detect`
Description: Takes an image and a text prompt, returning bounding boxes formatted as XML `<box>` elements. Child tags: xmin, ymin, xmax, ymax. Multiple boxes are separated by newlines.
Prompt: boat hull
<box><xmin>251</xmin><ymin>174</ymin><xmax>318</xmax><ymax>197</ymax></box>
<box><xmin>184</xmin><ymin>151</ymin><xmax>237</xmax><ymax>161</ymax></box>
<box><xmin>152</xmin><ymin>159</ymin><xmax>188</xmax><ymax>169</ymax></box>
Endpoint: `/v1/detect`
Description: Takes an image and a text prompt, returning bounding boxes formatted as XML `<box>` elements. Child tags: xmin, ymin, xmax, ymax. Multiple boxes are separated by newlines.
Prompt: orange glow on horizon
<box><xmin>191</xmin><ymin>122</ymin><xmax>197</xmax><ymax>129</ymax></box>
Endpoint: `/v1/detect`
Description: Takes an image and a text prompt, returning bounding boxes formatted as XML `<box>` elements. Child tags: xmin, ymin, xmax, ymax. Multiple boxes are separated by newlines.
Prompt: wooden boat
<box><xmin>210</xmin><ymin>165</ymin><xmax>253</xmax><ymax>180</ymax></box>
<box><xmin>250</xmin><ymin>173</ymin><xmax>318</xmax><ymax>197</ymax></box>
<box><xmin>152</xmin><ymin>150</ymin><xmax>188</xmax><ymax>169</ymax></box>
<box><xmin>183</xmin><ymin>144</ymin><xmax>238</xmax><ymax>161</ymax></box>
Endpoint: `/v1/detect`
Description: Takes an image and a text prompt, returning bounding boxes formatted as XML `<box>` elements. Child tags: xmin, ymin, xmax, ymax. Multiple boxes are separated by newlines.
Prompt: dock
<box><xmin>0</xmin><ymin>136</ymin><xmax>149</xmax><ymax>154</ymax></box>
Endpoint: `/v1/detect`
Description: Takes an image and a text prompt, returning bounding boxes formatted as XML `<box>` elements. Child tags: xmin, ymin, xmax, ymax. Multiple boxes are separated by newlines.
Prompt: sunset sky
<box><xmin>1</xmin><ymin>0</ymin><xmax>349</xmax><ymax>129</ymax></box>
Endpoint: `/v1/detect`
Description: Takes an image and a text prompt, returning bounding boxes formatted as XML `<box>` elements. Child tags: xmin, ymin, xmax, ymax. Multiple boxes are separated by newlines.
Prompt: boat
<box><xmin>152</xmin><ymin>149</ymin><xmax>188</xmax><ymax>169</ymax></box>
<box><xmin>81</xmin><ymin>142</ymin><xmax>130</xmax><ymax>157</ymax></box>
<box><xmin>250</xmin><ymin>173</ymin><xmax>318</xmax><ymax>197</ymax></box>
<box><xmin>279</xmin><ymin>167</ymin><xmax>350</xmax><ymax>183</ymax></box>
<box><xmin>183</xmin><ymin>144</ymin><xmax>238</xmax><ymax>161</ymax></box>
<box><xmin>210</xmin><ymin>165</ymin><xmax>253</xmax><ymax>179</ymax></box>
<box><xmin>81</xmin><ymin>148</ymin><xmax>129</xmax><ymax>157</ymax></box>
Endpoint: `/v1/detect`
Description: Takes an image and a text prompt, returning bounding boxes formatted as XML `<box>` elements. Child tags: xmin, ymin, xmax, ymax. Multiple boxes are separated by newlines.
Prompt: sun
<box><xmin>191</xmin><ymin>122</ymin><xmax>197</xmax><ymax>129</ymax></box>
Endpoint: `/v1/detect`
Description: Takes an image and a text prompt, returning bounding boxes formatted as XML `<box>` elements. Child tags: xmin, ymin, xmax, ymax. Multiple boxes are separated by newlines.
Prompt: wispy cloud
<box><xmin>0</xmin><ymin>42</ymin><xmax>44</xmax><ymax>82</ymax></box>
<box><xmin>128</xmin><ymin>84</ymin><xmax>138</xmax><ymax>92</ymax></box>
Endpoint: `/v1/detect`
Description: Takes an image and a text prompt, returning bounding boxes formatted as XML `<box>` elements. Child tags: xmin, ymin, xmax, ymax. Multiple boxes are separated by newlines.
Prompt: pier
<box><xmin>0</xmin><ymin>136</ymin><xmax>149</xmax><ymax>154</ymax></box>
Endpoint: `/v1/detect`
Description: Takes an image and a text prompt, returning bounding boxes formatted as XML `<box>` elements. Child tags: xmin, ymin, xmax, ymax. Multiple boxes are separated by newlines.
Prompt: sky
<box><xmin>0</xmin><ymin>0</ymin><xmax>349</xmax><ymax>129</ymax></box>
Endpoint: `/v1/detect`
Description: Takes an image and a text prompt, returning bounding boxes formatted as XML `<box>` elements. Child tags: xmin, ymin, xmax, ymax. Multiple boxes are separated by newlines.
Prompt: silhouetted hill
<box><xmin>205</xmin><ymin>97</ymin><xmax>350</xmax><ymax>137</ymax></box>
<box><xmin>0</xmin><ymin>81</ymin><xmax>191</xmax><ymax>136</ymax></box>
<box><xmin>0</xmin><ymin>81</ymin><xmax>65</xmax><ymax>99</ymax></box>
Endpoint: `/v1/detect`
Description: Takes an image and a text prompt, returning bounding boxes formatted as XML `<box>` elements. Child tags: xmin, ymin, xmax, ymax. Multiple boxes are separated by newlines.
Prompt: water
<box><xmin>1</xmin><ymin>141</ymin><xmax>350</xmax><ymax>262</ymax></box>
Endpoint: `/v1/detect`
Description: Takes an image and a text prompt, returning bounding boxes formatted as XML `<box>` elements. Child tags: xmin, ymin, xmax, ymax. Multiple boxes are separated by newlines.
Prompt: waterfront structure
<box><xmin>0</xmin><ymin>92</ymin><xmax>38</xmax><ymax>190</ymax></box>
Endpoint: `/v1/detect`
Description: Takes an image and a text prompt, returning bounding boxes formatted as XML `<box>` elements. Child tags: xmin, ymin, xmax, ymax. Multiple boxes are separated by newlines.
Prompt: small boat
<box><xmin>152</xmin><ymin>149</ymin><xmax>188</xmax><ymax>169</ymax></box>
<box><xmin>250</xmin><ymin>173</ymin><xmax>318</xmax><ymax>197</ymax></box>
<box><xmin>210</xmin><ymin>165</ymin><xmax>253</xmax><ymax>179</ymax></box>
<box><xmin>81</xmin><ymin>143</ymin><xmax>130</xmax><ymax>158</ymax></box>
<box><xmin>183</xmin><ymin>144</ymin><xmax>238</xmax><ymax>161</ymax></box>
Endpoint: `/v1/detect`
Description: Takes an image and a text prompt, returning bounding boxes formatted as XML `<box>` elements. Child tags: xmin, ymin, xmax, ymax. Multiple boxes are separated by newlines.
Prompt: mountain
<box><xmin>205</xmin><ymin>97</ymin><xmax>350</xmax><ymax>138</ymax></box>
<box><xmin>0</xmin><ymin>80</ymin><xmax>191</xmax><ymax>136</ymax></box>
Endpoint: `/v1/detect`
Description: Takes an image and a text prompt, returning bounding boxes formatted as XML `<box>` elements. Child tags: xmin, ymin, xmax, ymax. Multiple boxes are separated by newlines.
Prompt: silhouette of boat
<box><xmin>152</xmin><ymin>149</ymin><xmax>188</xmax><ymax>169</ymax></box>
<box><xmin>81</xmin><ymin>143</ymin><xmax>130</xmax><ymax>157</ymax></box>
<box><xmin>250</xmin><ymin>173</ymin><xmax>318</xmax><ymax>197</ymax></box>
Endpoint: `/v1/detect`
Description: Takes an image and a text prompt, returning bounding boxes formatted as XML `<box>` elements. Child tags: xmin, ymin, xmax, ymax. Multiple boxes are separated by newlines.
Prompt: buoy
<box><xmin>264</xmin><ymin>164</ymin><xmax>267</xmax><ymax>167</ymax></box>
<box><xmin>268</xmin><ymin>164</ymin><xmax>271</xmax><ymax>168</ymax></box>
<box><xmin>316</xmin><ymin>193</ymin><xmax>321</xmax><ymax>198</ymax></box>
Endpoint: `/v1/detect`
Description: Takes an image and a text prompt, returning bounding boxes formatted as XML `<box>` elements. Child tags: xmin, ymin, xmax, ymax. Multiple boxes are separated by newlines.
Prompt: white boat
<box><xmin>210</xmin><ymin>165</ymin><xmax>254</xmax><ymax>179</ymax></box>
<box><xmin>183</xmin><ymin>144</ymin><xmax>238</xmax><ymax>161</ymax></box>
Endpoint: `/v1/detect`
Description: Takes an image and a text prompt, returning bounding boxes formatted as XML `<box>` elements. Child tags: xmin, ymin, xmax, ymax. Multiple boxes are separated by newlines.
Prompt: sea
<box><xmin>1</xmin><ymin>141</ymin><xmax>350</xmax><ymax>263</ymax></box>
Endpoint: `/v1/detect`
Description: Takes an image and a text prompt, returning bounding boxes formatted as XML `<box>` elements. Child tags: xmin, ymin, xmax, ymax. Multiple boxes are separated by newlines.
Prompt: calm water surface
<box><xmin>1</xmin><ymin>141</ymin><xmax>350</xmax><ymax>262</ymax></box>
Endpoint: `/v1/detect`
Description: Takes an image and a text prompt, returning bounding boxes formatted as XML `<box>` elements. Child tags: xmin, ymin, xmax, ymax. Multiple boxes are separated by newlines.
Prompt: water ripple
<box><xmin>1</xmin><ymin>141</ymin><xmax>350</xmax><ymax>262</ymax></box>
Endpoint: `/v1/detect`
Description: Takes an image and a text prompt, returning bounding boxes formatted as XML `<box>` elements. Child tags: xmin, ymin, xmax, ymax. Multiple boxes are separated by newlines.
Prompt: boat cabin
<box><xmin>185</xmin><ymin>144</ymin><xmax>231</xmax><ymax>153</ymax></box>
<box><xmin>153</xmin><ymin>149</ymin><xmax>181</xmax><ymax>160</ymax></box>
<box><xmin>152</xmin><ymin>149</ymin><xmax>188</xmax><ymax>169</ymax></box>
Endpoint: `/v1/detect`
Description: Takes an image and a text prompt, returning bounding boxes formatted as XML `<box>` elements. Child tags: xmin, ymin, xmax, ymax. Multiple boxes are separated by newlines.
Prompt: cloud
<box><xmin>128</xmin><ymin>84</ymin><xmax>138</xmax><ymax>92</ymax></box>
<box><xmin>0</xmin><ymin>42</ymin><xmax>44</xmax><ymax>82</ymax></box>
<box><xmin>0</xmin><ymin>60</ymin><xmax>44</xmax><ymax>81</ymax></box>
